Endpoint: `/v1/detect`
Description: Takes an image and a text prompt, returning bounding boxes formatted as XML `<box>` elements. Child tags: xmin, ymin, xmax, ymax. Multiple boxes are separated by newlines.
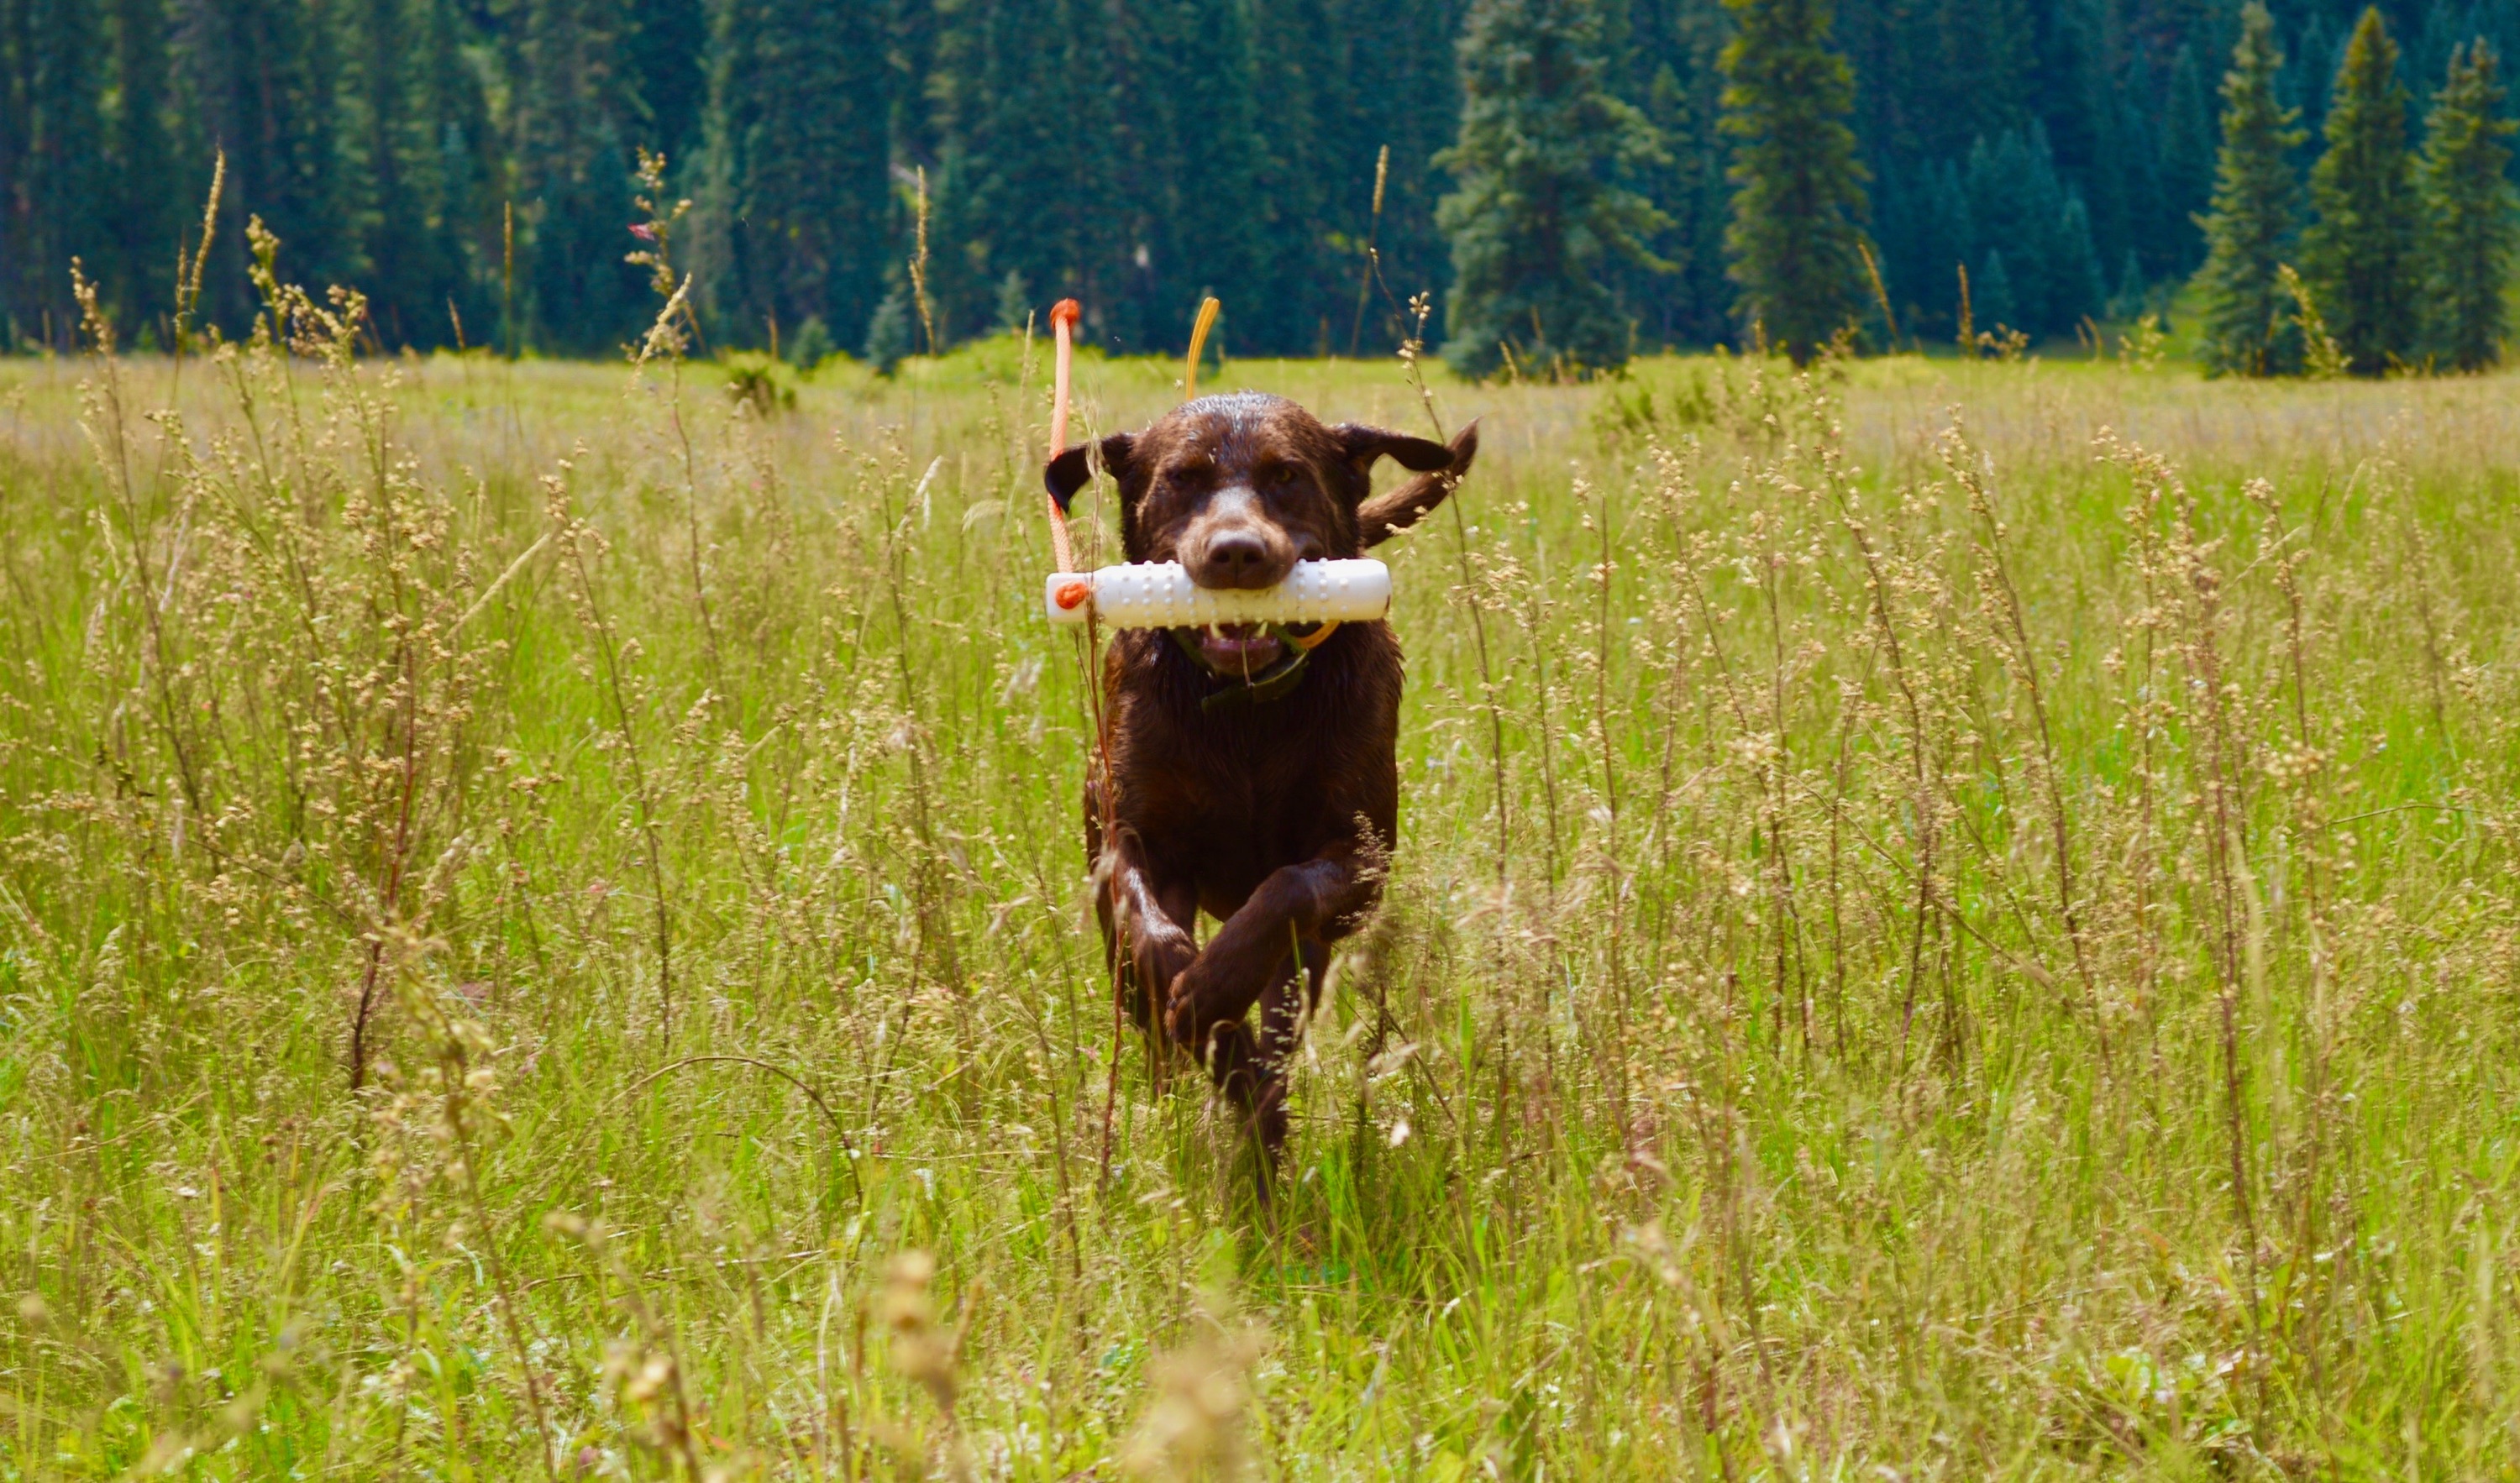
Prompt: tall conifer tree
<box><xmin>181</xmin><ymin>0</ymin><xmax>355</xmax><ymax>325</ymax></box>
<box><xmin>352</xmin><ymin>0</ymin><xmax>476</xmax><ymax>345</ymax></box>
<box><xmin>1719</xmin><ymin>0</ymin><xmax>1866</xmax><ymax>362</ymax></box>
<box><xmin>514</xmin><ymin>0</ymin><xmax>648</xmax><ymax>353</ymax></box>
<box><xmin>0</xmin><ymin>0</ymin><xmax>2456</xmax><ymax>361</ymax></box>
<box><xmin>2157</xmin><ymin>45</ymin><xmax>2215</xmax><ymax>272</ymax></box>
<box><xmin>1629</xmin><ymin>55</ymin><xmax>1730</xmax><ymax>347</ymax></box>
<box><xmin>627</xmin><ymin>0</ymin><xmax>708</xmax><ymax>162</ymax></box>
<box><xmin>697</xmin><ymin>0</ymin><xmax>890</xmax><ymax>352</ymax></box>
<box><xmin>2195</xmin><ymin>3</ymin><xmax>2303</xmax><ymax>376</ymax></box>
<box><xmin>931</xmin><ymin>0</ymin><xmax>1125</xmax><ymax>347</ymax></box>
<box><xmin>1437</xmin><ymin>0</ymin><xmax>1664</xmax><ymax>377</ymax></box>
<box><xmin>11</xmin><ymin>0</ymin><xmax>104</xmax><ymax>343</ymax></box>
<box><xmin>107</xmin><ymin>0</ymin><xmax>176</xmax><ymax>337</ymax></box>
<box><xmin>418</xmin><ymin>0</ymin><xmax>500</xmax><ymax>340</ymax></box>
<box><xmin>1120</xmin><ymin>0</ymin><xmax>1265</xmax><ymax>348</ymax></box>
<box><xmin>1245</xmin><ymin>0</ymin><xmax>1336</xmax><ymax>350</ymax></box>
<box><xmin>2418</xmin><ymin>39</ymin><xmax>2517</xmax><ymax>370</ymax></box>
<box><xmin>1333</xmin><ymin>0</ymin><xmax>1471</xmax><ymax>340</ymax></box>
<box><xmin>2303</xmin><ymin>6</ymin><xmax>2416</xmax><ymax>375</ymax></box>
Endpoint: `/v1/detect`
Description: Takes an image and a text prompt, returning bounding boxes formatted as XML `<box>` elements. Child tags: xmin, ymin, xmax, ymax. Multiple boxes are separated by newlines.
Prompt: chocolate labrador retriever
<box><xmin>1045</xmin><ymin>393</ymin><xmax>1478</xmax><ymax>1155</ymax></box>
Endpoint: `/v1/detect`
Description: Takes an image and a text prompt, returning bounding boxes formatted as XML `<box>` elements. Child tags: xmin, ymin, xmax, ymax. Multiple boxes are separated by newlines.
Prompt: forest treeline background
<box><xmin>3</xmin><ymin>0</ymin><xmax>2517</xmax><ymax>367</ymax></box>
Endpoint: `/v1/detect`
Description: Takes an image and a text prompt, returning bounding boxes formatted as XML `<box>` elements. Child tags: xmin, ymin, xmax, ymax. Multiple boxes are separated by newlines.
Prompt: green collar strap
<box><xmin>1168</xmin><ymin>624</ymin><xmax>1322</xmax><ymax>712</ymax></box>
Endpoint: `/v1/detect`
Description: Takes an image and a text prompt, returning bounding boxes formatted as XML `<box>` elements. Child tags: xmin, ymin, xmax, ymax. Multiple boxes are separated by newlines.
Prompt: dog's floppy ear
<box><xmin>1044</xmin><ymin>433</ymin><xmax>1136</xmax><ymax>513</ymax></box>
<box><xmin>1332</xmin><ymin>423</ymin><xmax>1457</xmax><ymax>475</ymax></box>
<box><xmin>1351</xmin><ymin>420</ymin><xmax>1479</xmax><ymax>546</ymax></box>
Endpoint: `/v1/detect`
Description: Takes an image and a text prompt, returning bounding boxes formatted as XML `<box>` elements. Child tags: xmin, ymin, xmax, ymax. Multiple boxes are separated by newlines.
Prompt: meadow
<box><xmin>4</xmin><ymin>286</ymin><xmax>2520</xmax><ymax>1480</ymax></box>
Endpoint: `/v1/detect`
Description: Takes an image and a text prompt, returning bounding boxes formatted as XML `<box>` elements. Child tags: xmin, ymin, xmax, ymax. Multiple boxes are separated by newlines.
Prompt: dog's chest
<box><xmin>1149</xmin><ymin>732</ymin><xmax>1328</xmax><ymax>831</ymax></box>
<box><xmin>1123</xmin><ymin>720</ymin><xmax>1349</xmax><ymax>875</ymax></box>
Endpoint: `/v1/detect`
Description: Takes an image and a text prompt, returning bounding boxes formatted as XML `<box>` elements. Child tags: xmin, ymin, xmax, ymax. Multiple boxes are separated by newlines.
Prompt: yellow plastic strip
<box><xmin>1184</xmin><ymin>296</ymin><xmax>1221</xmax><ymax>401</ymax></box>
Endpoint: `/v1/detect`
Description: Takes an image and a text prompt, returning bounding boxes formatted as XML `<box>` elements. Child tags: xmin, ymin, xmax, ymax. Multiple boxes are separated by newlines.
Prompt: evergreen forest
<box><xmin>4</xmin><ymin>0</ymin><xmax>2517</xmax><ymax>365</ymax></box>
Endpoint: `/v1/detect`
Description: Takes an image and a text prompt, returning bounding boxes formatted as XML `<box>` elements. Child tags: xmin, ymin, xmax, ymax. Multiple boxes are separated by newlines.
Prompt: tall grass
<box><xmin>5</xmin><ymin>264</ymin><xmax>2520</xmax><ymax>1478</ymax></box>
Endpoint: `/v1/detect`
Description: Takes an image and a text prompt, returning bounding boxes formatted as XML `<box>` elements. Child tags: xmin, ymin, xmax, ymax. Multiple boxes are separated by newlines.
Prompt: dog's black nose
<box><xmin>1203</xmin><ymin>532</ymin><xmax>1273</xmax><ymax>585</ymax></box>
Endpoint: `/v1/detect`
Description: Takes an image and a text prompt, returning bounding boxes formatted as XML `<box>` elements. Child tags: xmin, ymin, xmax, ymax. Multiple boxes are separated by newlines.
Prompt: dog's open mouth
<box><xmin>1196</xmin><ymin>621</ymin><xmax>1284</xmax><ymax>670</ymax></box>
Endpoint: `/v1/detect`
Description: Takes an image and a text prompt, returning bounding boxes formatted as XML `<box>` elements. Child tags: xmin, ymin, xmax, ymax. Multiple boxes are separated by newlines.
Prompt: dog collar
<box><xmin>1168</xmin><ymin>621</ymin><xmax>1341</xmax><ymax>712</ymax></box>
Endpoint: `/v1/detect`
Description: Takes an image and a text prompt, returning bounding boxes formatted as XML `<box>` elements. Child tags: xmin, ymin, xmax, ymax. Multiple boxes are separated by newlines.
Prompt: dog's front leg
<box><xmin>1095</xmin><ymin>831</ymin><xmax>1199</xmax><ymax>1030</ymax></box>
<box><xmin>1166</xmin><ymin>846</ymin><xmax>1375</xmax><ymax>1123</ymax></box>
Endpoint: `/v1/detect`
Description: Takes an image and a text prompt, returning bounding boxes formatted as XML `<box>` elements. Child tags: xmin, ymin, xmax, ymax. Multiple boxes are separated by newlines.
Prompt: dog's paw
<box><xmin>1165</xmin><ymin>952</ymin><xmax>1241</xmax><ymax>1045</ymax></box>
<box><xmin>1142</xmin><ymin>931</ymin><xmax>1196</xmax><ymax>997</ymax></box>
<box><xmin>1163</xmin><ymin>967</ymin><xmax>1201</xmax><ymax>1046</ymax></box>
<box><xmin>1252</xmin><ymin>1075</ymin><xmax>1289</xmax><ymax>1151</ymax></box>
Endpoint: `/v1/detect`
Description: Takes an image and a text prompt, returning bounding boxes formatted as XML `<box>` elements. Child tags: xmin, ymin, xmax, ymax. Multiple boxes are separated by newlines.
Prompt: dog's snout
<box><xmin>1182</xmin><ymin>486</ymin><xmax>1298</xmax><ymax>590</ymax></box>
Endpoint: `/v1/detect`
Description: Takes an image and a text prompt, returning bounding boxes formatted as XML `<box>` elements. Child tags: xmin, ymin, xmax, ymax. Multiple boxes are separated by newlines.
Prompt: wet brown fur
<box><xmin>1045</xmin><ymin>393</ymin><xmax>1478</xmax><ymax>1155</ymax></box>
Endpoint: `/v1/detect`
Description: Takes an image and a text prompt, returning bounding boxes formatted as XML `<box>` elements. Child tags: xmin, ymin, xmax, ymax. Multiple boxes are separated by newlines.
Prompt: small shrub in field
<box><xmin>721</xmin><ymin>350</ymin><xmax>796</xmax><ymax>414</ymax></box>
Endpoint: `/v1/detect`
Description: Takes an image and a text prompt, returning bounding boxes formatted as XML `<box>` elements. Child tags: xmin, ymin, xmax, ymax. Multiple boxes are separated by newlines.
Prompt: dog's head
<box><xmin>1046</xmin><ymin>393</ymin><xmax>1475</xmax><ymax>585</ymax></box>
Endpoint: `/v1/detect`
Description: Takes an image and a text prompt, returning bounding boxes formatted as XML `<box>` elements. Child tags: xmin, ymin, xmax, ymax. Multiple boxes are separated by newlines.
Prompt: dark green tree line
<box><xmin>2</xmin><ymin>0</ymin><xmax>2513</xmax><ymax>362</ymax></box>
<box><xmin>2198</xmin><ymin>3</ymin><xmax>2520</xmax><ymax>375</ymax></box>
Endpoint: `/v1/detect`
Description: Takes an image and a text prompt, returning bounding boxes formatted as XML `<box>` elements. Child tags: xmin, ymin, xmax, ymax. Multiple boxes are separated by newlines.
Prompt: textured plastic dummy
<box><xmin>1043</xmin><ymin>559</ymin><xmax>1391</xmax><ymax>627</ymax></box>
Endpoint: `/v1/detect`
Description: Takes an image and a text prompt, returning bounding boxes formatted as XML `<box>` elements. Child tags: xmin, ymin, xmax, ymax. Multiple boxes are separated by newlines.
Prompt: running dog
<box><xmin>1045</xmin><ymin>392</ymin><xmax>1477</xmax><ymax>1153</ymax></box>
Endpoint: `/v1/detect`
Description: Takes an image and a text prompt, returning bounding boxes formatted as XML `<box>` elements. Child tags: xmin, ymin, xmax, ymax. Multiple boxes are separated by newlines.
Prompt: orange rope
<box><xmin>1046</xmin><ymin>298</ymin><xmax>1082</xmax><ymax>574</ymax></box>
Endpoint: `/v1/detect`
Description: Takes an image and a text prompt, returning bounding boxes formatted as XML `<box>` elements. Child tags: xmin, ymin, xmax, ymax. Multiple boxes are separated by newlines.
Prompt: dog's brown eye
<box><xmin>1268</xmin><ymin>465</ymin><xmax>1301</xmax><ymax>487</ymax></box>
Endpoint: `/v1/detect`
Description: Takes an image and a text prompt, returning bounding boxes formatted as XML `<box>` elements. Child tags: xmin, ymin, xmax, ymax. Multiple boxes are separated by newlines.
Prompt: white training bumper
<box><xmin>1043</xmin><ymin>559</ymin><xmax>1392</xmax><ymax>628</ymax></box>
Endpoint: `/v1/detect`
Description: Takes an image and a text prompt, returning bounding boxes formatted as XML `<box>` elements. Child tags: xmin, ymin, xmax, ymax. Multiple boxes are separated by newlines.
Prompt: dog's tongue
<box><xmin>1200</xmin><ymin>621</ymin><xmax>1282</xmax><ymax>668</ymax></box>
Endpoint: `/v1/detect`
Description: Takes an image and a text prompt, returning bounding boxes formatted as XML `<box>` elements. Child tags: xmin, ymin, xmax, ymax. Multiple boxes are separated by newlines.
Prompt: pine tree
<box><xmin>1626</xmin><ymin>55</ymin><xmax>1730</xmax><ymax>347</ymax></box>
<box><xmin>1617</xmin><ymin>0</ymin><xmax>1731</xmax><ymax>347</ymax></box>
<box><xmin>2303</xmin><ymin>6</ymin><xmax>2417</xmax><ymax>375</ymax></box>
<box><xmin>2156</xmin><ymin>45</ymin><xmax>2214</xmax><ymax>271</ymax></box>
<box><xmin>1118</xmin><ymin>0</ymin><xmax>1265</xmax><ymax>348</ymax></box>
<box><xmin>2195</xmin><ymin>2</ymin><xmax>2304</xmax><ymax>377</ymax></box>
<box><xmin>352</xmin><ymin>0</ymin><xmax>478</xmax><ymax>346</ymax></box>
<box><xmin>1966</xmin><ymin>128</ymin><xmax>2071</xmax><ymax>331</ymax></box>
<box><xmin>182</xmin><ymin>0</ymin><xmax>356</xmax><ymax>327</ymax></box>
<box><xmin>1929</xmin><ymin>0</ymin><xmax>2033</xmax><ymax>160</ymax></box>
<box><xmin>2417</xmin><ymin>39</ymin><xmax>2518</xmax><ymax>370</ymax></box>
<box><xmin>1920</xmin><ymin>158</ymin><xmax>1975</xmax><ymax>327</ymax></box>
<box><xmin>863</xmin><ymin>282</ymin><xmax>911</xmax><ymax>371</ymax></box>
<box><xmin>930</xmin><ymin>0</ymin><xmax>1126</xmax><ymax>348</ymax></box>
<box><xmin>513</xmin><ymin>0</ymin><xmax>648</xmax><ymax>354</ymax></box>
<box><xmin>1336</xmin><ymin>0</ymin><xmax>1468</xmax><ymax>343</ymax></box>
<box><xmin>1719</xmin><ymin>0</ymin><xmax>1866</xmax><ymax>362</ymax></box>
<box><xmin>1868</xmin><ymin>156</ymin><xmax>1919</xmax><ymax>330</ymax></box>
<box><xmin>1975</xmin><ymin>249</ymin><xmax>2016</xmax><ymax>330</ymax></box>
<box><xmin>106</xmin><ymin>0</ymin><xmax>176</xmax><ymax>338</ymax></box>
<box><xmin>0</xmin><ymin>0</ymin><xmax>2475</xmax><ymax>364</ymax></box>
<box><xmin>2053</xmin><ymin>192</ymin><xmax>2106</xmax><ymax>328</ymax></box>
<box><xmin>626</xmin><ymin>0</ymin><xmax>708</xmax><ymax>162</ymax></box>
<box><xmin>2063</xmin><ymin>14</ymin><xmax>2138</xmax><ymax>287</ymax></box>
<box><xmin>1245</xmin><ymin>0</ymin><xmax>1338</xmax><ymax>352</ymax></box>
<box><xmin>10</xmin><ymin>0</ymin><xmax>105</xmax><ymax>345</ymax></box>
<box><xmin>1436</xmin><ymin>0</ymin><xmax>1665</xmax><ymax>377</ymax></box>
<box><xmin>2111</xmin><ymin>249</ymin><xmax>2146</xmax><ymax>316</ymax></box>
<box><xmin>697</xmin><ymin>0</ymin><xmax>891</xmax><ymax>352</ymax></box>
<box><xmin>417</xmin><ymin>0</ymin><xmax>501</xmax><ymax>342</ymax></box>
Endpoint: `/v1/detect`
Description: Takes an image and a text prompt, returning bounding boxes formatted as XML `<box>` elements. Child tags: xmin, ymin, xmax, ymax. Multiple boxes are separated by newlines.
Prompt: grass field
<box><xmin>6</xmin><ymin>300</ymin><xmax>2520</xmax><ymax>1479</ymax></box>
